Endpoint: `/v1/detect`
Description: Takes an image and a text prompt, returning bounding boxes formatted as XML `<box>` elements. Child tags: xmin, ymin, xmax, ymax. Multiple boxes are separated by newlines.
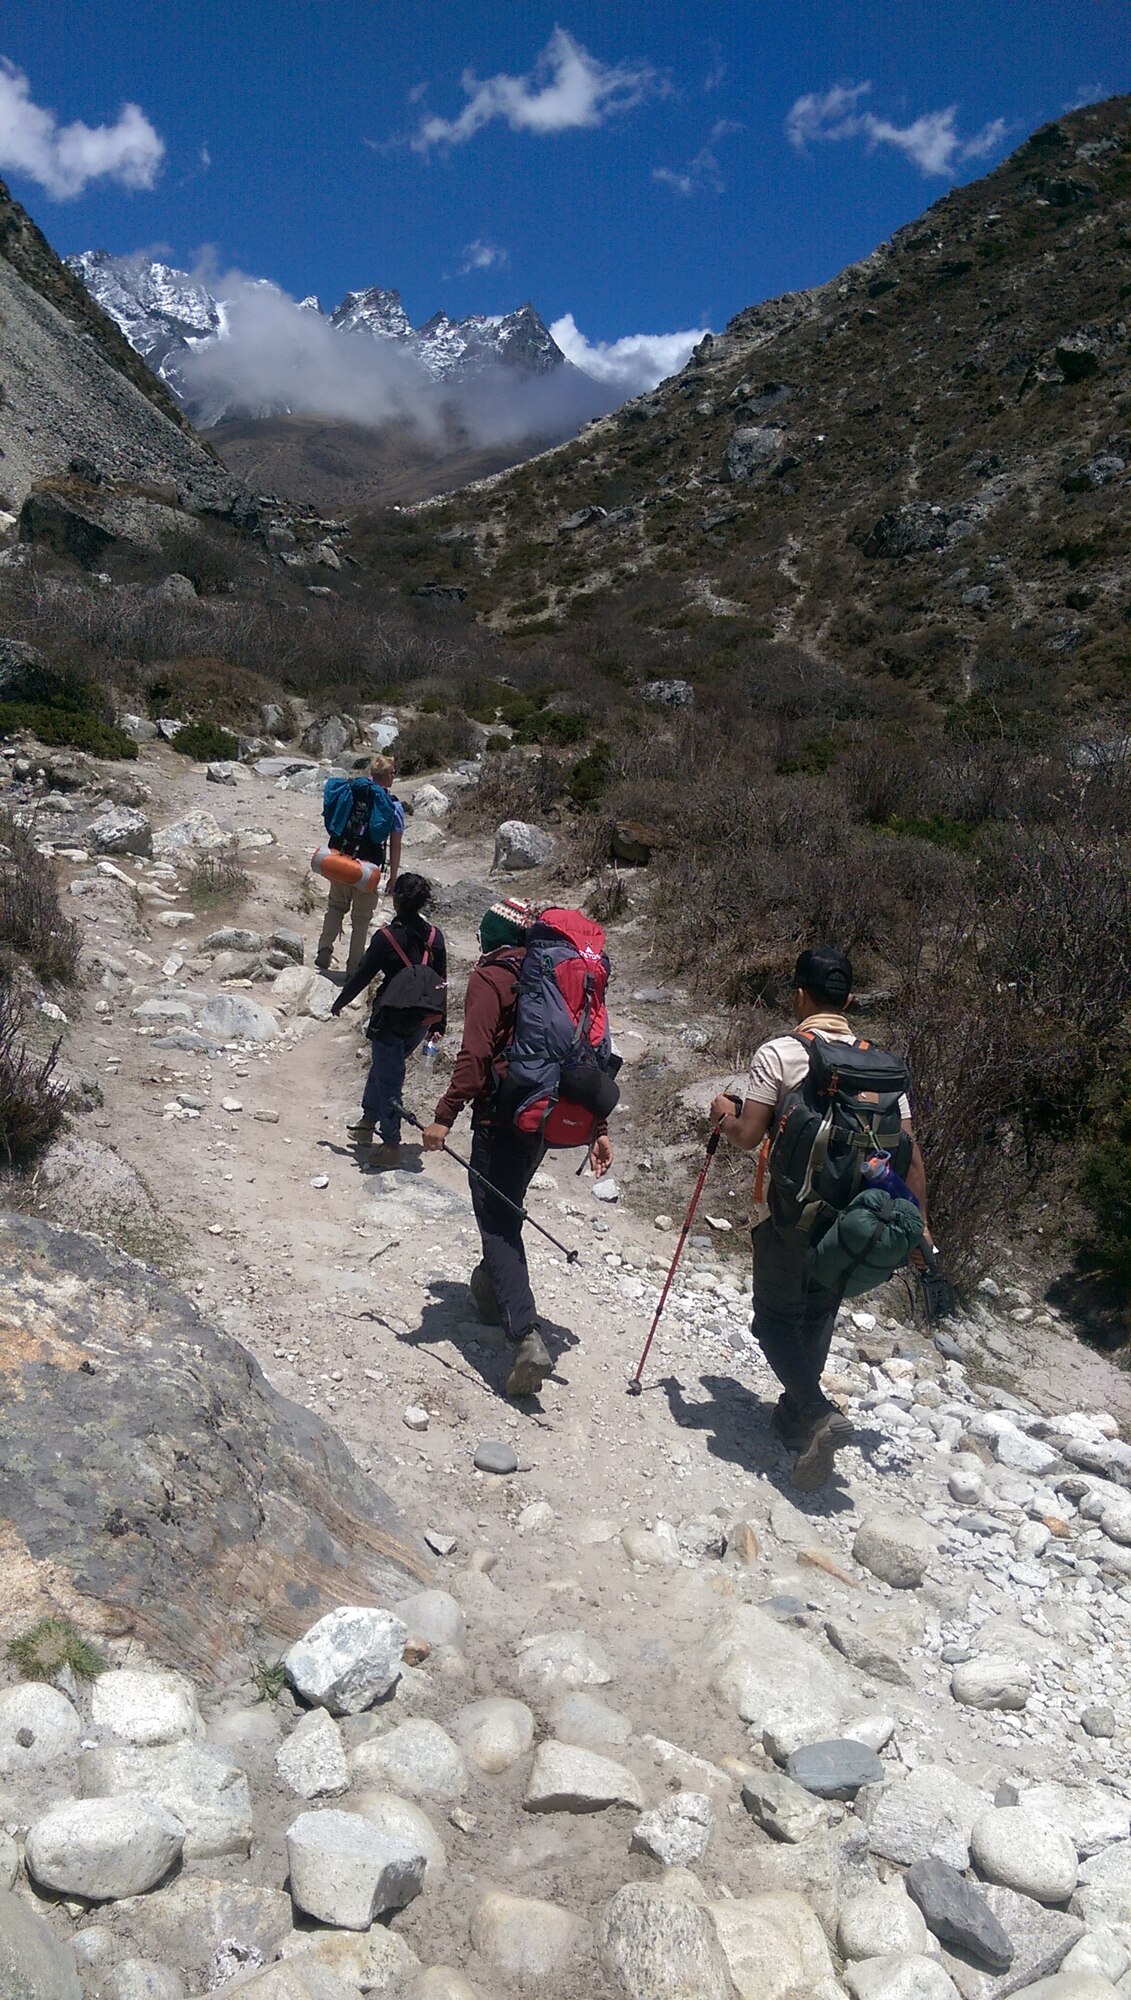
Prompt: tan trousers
<box><xmin>317</xmin><ymin>880</ymin><xmax>379</xmax><ymax>973</ymax></box>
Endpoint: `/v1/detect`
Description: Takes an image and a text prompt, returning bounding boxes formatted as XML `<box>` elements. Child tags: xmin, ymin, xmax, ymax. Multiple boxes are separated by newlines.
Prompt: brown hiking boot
<box><xmin>469</xmin><ymin>1261</ymin><xmax>503</xmax><ymax>1326</ymax></box>
<box><xmin>791</xmin><ymin>1410</ymin><xmax>855</xmax><ymax>1491</ymax></box>
<box><xmin>346</xmin><ymin>1120</ymin><xmax>375</xmax><ymax>1144</ymax></box>
<box><xmin>505</xmin><ymin>1328</ymin><xmax>553</xmax><ymax>1398</ymax></box>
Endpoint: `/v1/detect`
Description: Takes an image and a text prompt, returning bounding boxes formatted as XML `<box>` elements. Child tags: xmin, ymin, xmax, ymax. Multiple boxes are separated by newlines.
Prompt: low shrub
<box><xmin>170</xmin><ymin>719</ymin><xmax>240</xmax><ymax>762</ymax></box>
<box><xmin>568</xmin><ymin>740</ymin><xmax>613</xmax><ymax>807</ymax></box>
<box><xmin>187</xmin><ymin>844</ymin><xmax>249</xmax><ymax>907</ymax></box>
<box><xmin>0</xmin><ymin>973</ymin><xmax>65</xmax><ymax>1167</ymax></box>
<box><xmin>0</xmin><ymin>815</ymin><xmax>81</xmax><ymax>985</ymax></box>
<box><xmin>0</xmin><ymin>701</ymin><xmax>137</xmax><ymax>759</ymax></box>
<box><xmin>7</xmin><ymin>1616</ymin><xmax>106</xmax><ymax>1681</ymax></box>
<box><xmin>1079</xmin><ymin>1078</ymin><xmax>1131</xmax><ymax>1295</ymax></box>
<box><xmin>395</xmin><ymin>710</ymin><xmax>477</xmax><ymax>775</ymax></box>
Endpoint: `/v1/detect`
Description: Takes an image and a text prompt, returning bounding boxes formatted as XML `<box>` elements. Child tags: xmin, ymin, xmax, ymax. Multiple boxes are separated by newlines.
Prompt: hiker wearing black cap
<box><xmin>423</xmin><ymin>900</ymin><xmax>613</xmax><ymax>1399</ymax></box>
<box><xmin>330</xmin><ymin>873</ymin><xmax>447</xmax><ymax>1164</ymax></box>
<box><xmin>711</xmin><ymin>946</ymin><xmax>930</xmax><ymax>1490</ymax></box>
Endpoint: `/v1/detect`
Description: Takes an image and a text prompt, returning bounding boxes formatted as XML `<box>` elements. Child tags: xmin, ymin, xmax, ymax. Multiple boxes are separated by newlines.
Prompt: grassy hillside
<box><xmin>364</xmin><ymin>96</ymin><xmax>1131</xmax><ymax>727</ymax></box>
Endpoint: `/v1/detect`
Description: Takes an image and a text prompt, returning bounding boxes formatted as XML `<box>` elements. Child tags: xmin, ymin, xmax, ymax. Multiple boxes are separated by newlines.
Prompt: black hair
<box><xmin>393</xmin><ymin>872</ymin><xmax>432</xmax><ymax>917</ymax></box>
<box><xmin>794</xmin><ymin>944</ymin><xmax>852</xmax><ymax>1009</ymax></box>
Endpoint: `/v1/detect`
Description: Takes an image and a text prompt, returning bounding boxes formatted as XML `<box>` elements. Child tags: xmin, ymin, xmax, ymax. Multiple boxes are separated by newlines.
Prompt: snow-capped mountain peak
<box><xmin>66</xmin><ymin>251</ymin><xmax>570</xmax><ymax>424</ymax></box>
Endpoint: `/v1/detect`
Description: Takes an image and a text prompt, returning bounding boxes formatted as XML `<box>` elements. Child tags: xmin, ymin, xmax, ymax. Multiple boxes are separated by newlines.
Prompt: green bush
<box><xmin>514</xmin><ymin>707</ymin><xmax>588</xmax><ymax>747</ymax></box>
<box><xmin>170</xmin><ymin>719</ymin><xmax>240</xmax><ymax>762</ymax></box>
<box><xmin>883</xmin><ymin>813</ymin><xmax>978</xmax><ymax>854</ymax></box>
<box><xmin>0</xmin><ymin>813</ymin><xmax>81</xmax><ymax>985</ymax></box>
<box><xmin>0</xmin><ymin>701</ymin><xmax>137</xmax><ymax>759</ymax></box>
<box><xmin>568</xmin><ymin>740</ymin><xmax>613</xmax><ymax>807</ymax></box>
<box><xmin>395</xmin><ymin>710</ymin><xmax>477</xmax><ymax>775</ymax></box>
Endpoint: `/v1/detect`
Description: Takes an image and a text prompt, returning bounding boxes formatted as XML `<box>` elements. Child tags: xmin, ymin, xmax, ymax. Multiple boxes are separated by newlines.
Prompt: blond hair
<box><xmin>369</xmin><ymin>754</ymin><xmax>395</xmax><ymax>785</ymax></box>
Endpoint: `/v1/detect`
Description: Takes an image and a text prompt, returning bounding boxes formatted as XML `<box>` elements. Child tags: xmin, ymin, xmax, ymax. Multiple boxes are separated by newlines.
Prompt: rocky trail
<box><xmin>5</xmin><ymin>728</ymin><xmax>1131</xmax><ymax>2000</ymax></box>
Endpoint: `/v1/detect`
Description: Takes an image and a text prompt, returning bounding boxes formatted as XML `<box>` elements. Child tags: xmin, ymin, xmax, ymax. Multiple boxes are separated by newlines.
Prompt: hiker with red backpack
<box><xmin>710</xmin><ymin>946</ymin><xmax>931</xmax><ymax>1491</ymax></box>
<box><xmin>330</xmin><ymin>873</ymin><xmax>447</xmax><ymax>1164</ymax></box>
<box><xmin>316</xmin><ymin>756</ymin><xmax>405</xmax><ymax>975</ymax></box>
<box><xmin>423</xmin><ymin>900</ymin><xmax>619</xmax><ymax>1399</ymax></box>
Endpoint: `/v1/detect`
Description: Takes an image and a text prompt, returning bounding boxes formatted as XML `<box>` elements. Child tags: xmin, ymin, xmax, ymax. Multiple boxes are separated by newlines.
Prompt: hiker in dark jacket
<box><xmin>423</xmin><ymin>899</ymin><xmax>613</xmax><ymax>1399</ymax></box>
<box><xmin>711</xmin><ymin>945</ymin><xmax>929</xmax><ymax>1491</ymax></box>
<box><xmin>330</xmin><ymin>873</ymin><xmax>446</xmax><ymax>1161</ymax></box>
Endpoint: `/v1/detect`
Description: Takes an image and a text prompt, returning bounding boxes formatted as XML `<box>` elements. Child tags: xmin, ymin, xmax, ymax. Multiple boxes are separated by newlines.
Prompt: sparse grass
<box><xmin>253</xmin><ymin>1657</ymin><xmax>286</xmax><ymax>1702</ymax></box>
<box><xmin>0</xmin><ymin>974</ymin><xmax>65</xmax><ymax>1168</ymax></box>
<box><xmin>0</xmin><ymin>815</ymin><xmax>81</xmax><ymax>987</ymax></box>
<box><xmin>7</xmin><ymin>1616</ymin><xmax>107</xmax><ymax>1682</ymax></box>
<box><xmin>187</xmin><ymin>844</ymin><xmax>250</xmax><ymax>909</ymax></box>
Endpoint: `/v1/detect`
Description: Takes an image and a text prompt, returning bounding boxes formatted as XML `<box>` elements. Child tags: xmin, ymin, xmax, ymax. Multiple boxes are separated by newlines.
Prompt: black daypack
<box><xmin>766</xmin><ymin>1031</ymin><xmax>914</xmax><ymax>1239</ymax></box>
<box><xmin>369</xmin><ymin>926</ymin><xmax>446</xmax><ymax>1034</ymax></box>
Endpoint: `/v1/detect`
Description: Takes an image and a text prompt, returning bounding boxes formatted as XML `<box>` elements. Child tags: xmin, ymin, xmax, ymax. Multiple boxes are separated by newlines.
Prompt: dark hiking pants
<box><xmin>752</xmin><ymin>1220</ymin><xmax>843</xmax><ymax>1425</ymax></box>
<box><xmin>361</xmin><ymin>1025</ymin><xmax>427</xmax><ymax>1145</ymax></box>
<box><xmin>470</xmin><ymin>1123</ymin><xmax>547</xmax><ymax>1346</ymax></box>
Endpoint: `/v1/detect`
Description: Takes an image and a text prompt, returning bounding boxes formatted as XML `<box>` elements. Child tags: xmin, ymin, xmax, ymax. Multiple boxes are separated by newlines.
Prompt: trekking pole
<box><xmin>392</xmin><ymin>1103</ymin><xmax>580</xmax><ymax>1265</ymax></box>
<box><xmin>627</xmin><ymin>1106</ymin><xmax>733</xmax><ymax>1396</ymax></box>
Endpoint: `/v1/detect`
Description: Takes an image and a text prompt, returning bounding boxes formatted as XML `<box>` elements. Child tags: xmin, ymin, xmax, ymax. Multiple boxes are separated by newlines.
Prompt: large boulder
<box><xmin>725</xmin><ymin>425</ymin><xmax>785</xmax><ymax>478</ymax></box>
<box><xmin>286</xmin><ymin>1809</ymin><xmax>426</xmax><ymax>1929</ymax></box>
<box><xmin>25</xmin><ymin>1795</ymin><xmax>184</xmax><ymax>1900</ymax></box>
<box><xmin>18</xmin><ymin>492</ymin><xmax>116</xmax><ymax>568</ymax></box>
<box><xmin>0</xmin><ymin>1212</ymin><xmax>428</xmax><ymax>1676</ymax></box>
<box><xmin>80</xmin><ymin>1739</ymin><xmax>253</xmax><ymax>1859</ymax></box>
<box><xmin>0</xmin><ymin>1887</ymin><xmax>82</xmax><ymax>2000</ymax></box>
<box><xmin>600</xmin><ymin>1881</ymin><xmax>735</xmax><ymax>2000</ymax></box>
<box><xmin>89</xmin><ymin>808</ymin><xmax>153</xmax><ymax>858</ymax></box>
<box><xmin>284</xmin><ymin>1606</ymin><xmax>407</xmax><ymax>1715</ymax></box>
<box><xmin>492</xmin><ymin>820</ymin><xmax>555</xmax><ymax>871</ymax></box>
<box><xmin>302</xmin><ymin>716</ymin><xmax>357</xmax><ymax>763</ymax></box>
<box><xmin>194</xmin><ymin>992</ymin><xmax>279</xmax><ymax>1044</ymax></box>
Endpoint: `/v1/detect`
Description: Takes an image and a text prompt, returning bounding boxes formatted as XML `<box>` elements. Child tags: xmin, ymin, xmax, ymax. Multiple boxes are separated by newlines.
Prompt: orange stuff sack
<box><xmin>311</xmin><ymin>846</ymin><xmax>381</xmax><ymax>894</ymax></box>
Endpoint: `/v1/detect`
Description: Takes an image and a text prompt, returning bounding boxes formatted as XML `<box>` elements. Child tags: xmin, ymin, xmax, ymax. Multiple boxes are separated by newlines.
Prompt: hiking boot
<box><xmin>505</xmin><ymin>1328</ymin><xmax>553</xmax><ymax>1398</ymax></box>
<box><xmin>791</xmin><ymin>1410</ymin><xmax>855</xmax><ymax>1492</ymax></box>
<box><xmin>772</xmin><ymin>1395</ymin><xmax>808</xmax><ymax>1451</ymax></box>
<box><xmin>315</xmin><ymin>952</ymin><xmax>332</xmax><ymax>972</ymax></box>
<box><xmin>469</xmin><ymin>1261</ymin><xmax>503</xmax><ymax>1326</ymax></box>
<box><xmin>372</xmin><ymin>1142</ymin><xmax>401</xmax><ymax>1168</ymax></box>
<box><xmin>347</xmin><ymin>1119</ymin><xmax>375</xmax><ymax>1144</ymax></box>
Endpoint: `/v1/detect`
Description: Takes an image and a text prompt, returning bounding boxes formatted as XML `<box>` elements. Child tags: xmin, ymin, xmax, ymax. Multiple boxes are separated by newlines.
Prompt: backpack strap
<box><xmin>422</xmin><ymin>924</ymin><xmax>436</xmax><ymax>968</ymax></box>
<box><xmin>380</xmin><ymin>926</ymin><xmax>414</xmax><ymax>971</ymax></box>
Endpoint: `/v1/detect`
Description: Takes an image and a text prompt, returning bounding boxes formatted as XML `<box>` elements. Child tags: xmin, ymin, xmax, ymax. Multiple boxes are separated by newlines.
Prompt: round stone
<box><xmin>950</xmin><ymin>1655</ymin><xmax>1031</xmax><ymax>1712</ymax></box>
<box><xmin>474</xmin><ymin>1440</ymin><xmax>518</xmax><ymax>1475</ymax></box>
<box><xmin>1081</xmin><ymin>1705</ymin><xmax>1116</xmax><ymax>1740</ymax></box>
<box><xmin>970</xmin><ymin>1807</ymin><xmax>1079</xmax><ymax>1904</ymax></box>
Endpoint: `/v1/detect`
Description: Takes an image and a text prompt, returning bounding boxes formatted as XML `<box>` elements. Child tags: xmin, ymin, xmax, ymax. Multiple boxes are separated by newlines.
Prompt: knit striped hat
<box><xmin>478</xmin><ymin>898</ymin><xmax>534</xmax><ymax>953</ymax></box>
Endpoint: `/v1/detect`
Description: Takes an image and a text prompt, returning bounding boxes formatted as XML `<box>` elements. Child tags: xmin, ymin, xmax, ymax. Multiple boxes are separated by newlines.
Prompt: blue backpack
<box><xmin>322</xmin><ymin>777</ymin><xmax>398</xmax><ymax>857</ymax></box>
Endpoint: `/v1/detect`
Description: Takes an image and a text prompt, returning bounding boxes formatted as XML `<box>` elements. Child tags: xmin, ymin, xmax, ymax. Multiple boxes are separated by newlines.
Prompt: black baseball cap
<box><xmin>794</xmin><ymin>946</ymin><xmax>853</xmax><ymax>1007</ymax></box>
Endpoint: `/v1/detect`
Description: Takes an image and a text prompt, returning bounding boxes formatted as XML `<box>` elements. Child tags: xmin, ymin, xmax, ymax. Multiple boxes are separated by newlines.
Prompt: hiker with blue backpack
<box><xmin>315</xmin><ymin>756</ymin><xmax>404</xmax><ymax>976</ymax></box>
<box><xmin>710</xmin><ymin>946</ymin><xmax>932</xmax><ymax>1491</ymax></box>
<box><xmin>423</xmin><ymin>901</ymin><xmax>619</xmax><ymax>1399</ymax></box>
<box><xmin>329</xmin><ymin>873</ymin><xmax>447</xmax><ymax>1163</ymax></box>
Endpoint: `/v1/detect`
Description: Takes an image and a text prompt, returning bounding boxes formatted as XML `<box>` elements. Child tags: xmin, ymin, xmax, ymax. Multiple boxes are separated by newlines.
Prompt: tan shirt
<box><xmin>744</xmin><ymin>1013</ymin><xmax>912</xmax><ymax>1225</ymax></box>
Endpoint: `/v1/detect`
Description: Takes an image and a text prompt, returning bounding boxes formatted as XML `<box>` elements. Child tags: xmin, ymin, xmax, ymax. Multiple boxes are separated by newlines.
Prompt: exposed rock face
<box><xmin>0</xmin><ymin>178</ymin><xmax>239</xmax><ymax>510</ymax></box>
<box><xmin>0</xmin><ymin>1211</ymin><xmax>428</xmax><ymax>1673</ymax></box>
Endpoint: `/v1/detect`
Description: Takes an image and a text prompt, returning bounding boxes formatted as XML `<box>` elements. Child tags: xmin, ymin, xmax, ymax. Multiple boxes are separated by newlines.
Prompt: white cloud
<box><xmin>412</xmin><ymin>26</ymin><xmax>662</xmax><ymax>151</ymax></box>
<box><xmin>654</xmin><ymin>117</ymin><xmax>742</xmax><ymax>196</ymax></box>
<box><xmin>785</xmin><ymin>80</ymin><xmax>1007</xmax><ymax>177</ymax></box>
<box><xmin>460</xmin><ymin>238</ymin><xmax>509</xmax><ymax>273</ymax></box>
<box><xmin>550</xmin><ymin>312</ymin><xmax>708</xmax><ymax>395</ymax></box>
<box><xmin>0</xmin><ymin>58</ymin><xmax>164</xmax><ymax>199</ymax></box>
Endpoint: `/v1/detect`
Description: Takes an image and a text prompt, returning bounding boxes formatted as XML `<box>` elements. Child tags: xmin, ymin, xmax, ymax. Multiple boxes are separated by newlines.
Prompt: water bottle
<box><xmin>419</xmin><ymin>1032</ymin><xmax>442</xmax><ymax>1072</ymax></box>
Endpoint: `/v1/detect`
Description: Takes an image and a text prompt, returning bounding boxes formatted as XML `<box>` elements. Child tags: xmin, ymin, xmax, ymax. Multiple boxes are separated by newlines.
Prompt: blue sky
<box><xmin>2</xmin><ymin>2</ymin><xmax>1128</xmax><ymax>388</ymax></box>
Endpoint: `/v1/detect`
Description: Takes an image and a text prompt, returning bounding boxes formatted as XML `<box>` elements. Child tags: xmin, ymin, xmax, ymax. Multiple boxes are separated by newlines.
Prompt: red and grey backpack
<box><xmin>496</xmin><ymin>908</ymin><xmax>621</xmax><ymax>1146</ymax></box>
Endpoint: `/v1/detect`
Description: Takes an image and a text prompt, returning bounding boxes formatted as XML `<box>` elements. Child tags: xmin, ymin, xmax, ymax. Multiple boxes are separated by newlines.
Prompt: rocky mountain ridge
<box><xmin>407</xmin><ymin>94</ymin><xmax>1131</xmax><ymax>717</ymax></box>
<box><xmin>66</xmin><ymin>252</ymin><xmax>570</xmax><ymax>424</ymax></box>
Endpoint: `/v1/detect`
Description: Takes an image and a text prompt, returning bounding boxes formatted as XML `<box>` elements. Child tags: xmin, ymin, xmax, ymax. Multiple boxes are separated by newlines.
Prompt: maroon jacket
<box><xmin>433</xmin><ymin>949</ymin><xmax>523</xmax><ymax>1129</ymax></box>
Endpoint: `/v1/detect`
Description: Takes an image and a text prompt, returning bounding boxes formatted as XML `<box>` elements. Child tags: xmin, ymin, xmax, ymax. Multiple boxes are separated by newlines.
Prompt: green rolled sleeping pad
<box><xmin>807</xmin><ymin>1188</ymin><xmax>925</xmax><ymax>1299</ymax></box>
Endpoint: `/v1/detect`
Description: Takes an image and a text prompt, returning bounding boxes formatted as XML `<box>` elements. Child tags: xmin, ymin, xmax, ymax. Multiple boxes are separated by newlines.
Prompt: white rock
<box><xmin>26</xmin><ymin>1796</ymin><xmax>184</xmax><ymax>1900</ymax></box>
<box><xmin>284</xmin><ymin>1606</ymin><xmax>407</xmax><ymax>1715</ymax></box>
<box><xmin>524</xmin><ymin>1739</ymin><xmax>644</xmax><ymax>1813</ymax></box>
<box><xmin>1100</xmin><ymin>1498</ymin><xmax>1131</xmax><ymax>1546</ymax></box>
<box><xmin>470</xmin><ymin>1890</ymin><xmax>588</xmax><ymax>1982</ymax></box>
<box><xmin>854</xmin><ymin>1514</ymin><xmax>938</xmax><ymax>1589</ymax></box>
<box><xmin>951</xmin><ymin>1655</ymin><xmax>1032</xmax><ymax>1712</ymax></box>
<box><xmin>79</xmin><ymin>1740</ymin><xmax>252</xmax><ymax>1860</ymax></box>
<box><xmin>453</xmin><ymin>1698</ymin><xmax>535</xmax><ymax>1774</ymax></box>
<box><xmin>351</xmin><ymin>1791</ymin><xmax>447</xmax><ymax>1884</ymax></box>
<box><xmin>838</xmin><ymin>1883</ymin><xmax>931</xmax><ymax>1961</ymax></box>
<box><xmin>948</xmin><ymin>1465</ymin><xmax>986</xmax><ymax>1505</ymax></box>
<box><xmin>275</xmin><ymin>1710</ymin><xmax>348</xmax><ymax>1800</ymax></box>
<box><xmin>1062</xmin><ymin>1931</ymin><xmax>1131</xmax><ymax>1983</ymax></box>
<box><xmin>278</xmin><ymin>1925</ymin><xmax>420</xmax><ymax>1995</ymax></box>
<box><xmin>631</xmin><ymin>1792</ymin><xmax>713</xmax><ymax>1865</ymax></box>
<box><xmin>411</xmin><ymin>784</ymin><xmax>451</xmax><ymax>821</ymax></box>
<box><xmin>392</xmin><ymin>1589</ymin><xmax>467</xmax><ymax>1652</ymax></box>
<box><xmin>845</xmin><ymin>1955</ymin><xmax>961</xmax><ymax>1999</ymax></box>
<box><xmin>348</xmin><ymin>1718</ymin><xmax>468</xmax><ymax>1802</ymax></box>
<box><xmin>549</xmin><ymin>1692</ymin><xmax>633</xmax><ymax>1750</ymax></box>
<box><xmin>971</xmin><ymin>1808</ymin><xmax>1079</xmax><ymax>1904</ymax></box>
<box><xmin>492</xmin><ymin>820</ymin><xmax>555</xmax><ymax>871</ymax></box>
<box><xmin>92</xmin><ymin>1670</ymin><xmax>202</xmax><ymax>1748</ymax></box>
<box><xmin>90</xmin><ymin>808</ymin><xmax>153</xmax><ymax>858</ymax></box>
<box><xmin>991</xmin><ymin>1427</ymin><xmax>1062</xmax><ymax>1476</ymax></box>
<box><xmin>600</xmin><ymin>1881</ymin><xmax>735</xmax><ymax>2000</ymax></box>
<box><xmin>621</xmin><ymin>1523</ymin><xmax>681</xmax><ymax>1567</ymax></box>
<box><xmin>1075</xmin><ymin>1844</ymin><xmax>1131</xmax><ymax>1925</ymax></box>
<box><xmin>104</xmin><ymin>1961</ymin><xmax>185</xmax><ymax>2000</ymax></box>
<box><xmin>285</xmin><ymin>1809</ymin><xmax>426</xmax><ymax>1930</ymax></box>
<box><xmin>195</xmin><ymin>993</ymin><xmax>279</xmax><ymax>1044</ymax></box>
<box><xmin>0</xmin><ymin>1683</ymin><xmax>82</xmax><ymax>1770</ymax></box>
<box><xmin>706</xmin><ymin>1602</ymin><xmax>856</xmax><ymax>1744</ymax></box>
<box><xmin>153</xmin><ymin>811</ymin><xmax>229</xmax><ymax>857</ymax></box>
<box><xmin>516</xmin><ymin>1629</ymin><xmax>613</xmax><ymax>1691</ymax></box>
<box><xmin>403</xmin><ymin>1406</ymin><xmax>429</xmax><ymax>1431</ymax></box>
<box><xmin>517</xmin><ymin>1501</ymin><xmax>555</xmax><ymax>1532</ymax></box>
<box><xmin>709</xmin><ymin>1889</ymin><xmax>841</xmax><ymax>1999</ymax></box>
<box><xmin>1023</xmin><ymin>1785</ymin><xmax>1130</xmax><ymax>1859</ymax></box>
<box><xmin>866</xmin><ymin>1765</ymin><xmax>988</xmax><ymax>1870</ymax></box>
<box><xmin>0</xmin><ymin>1888</ymin><xmax>83</xmax><ymax>1998</ymax></box>
<box><xmin>1001</xmin><ymin>1978</ymin><xmax>1120</xmax><ymax>1999</ymax></box>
